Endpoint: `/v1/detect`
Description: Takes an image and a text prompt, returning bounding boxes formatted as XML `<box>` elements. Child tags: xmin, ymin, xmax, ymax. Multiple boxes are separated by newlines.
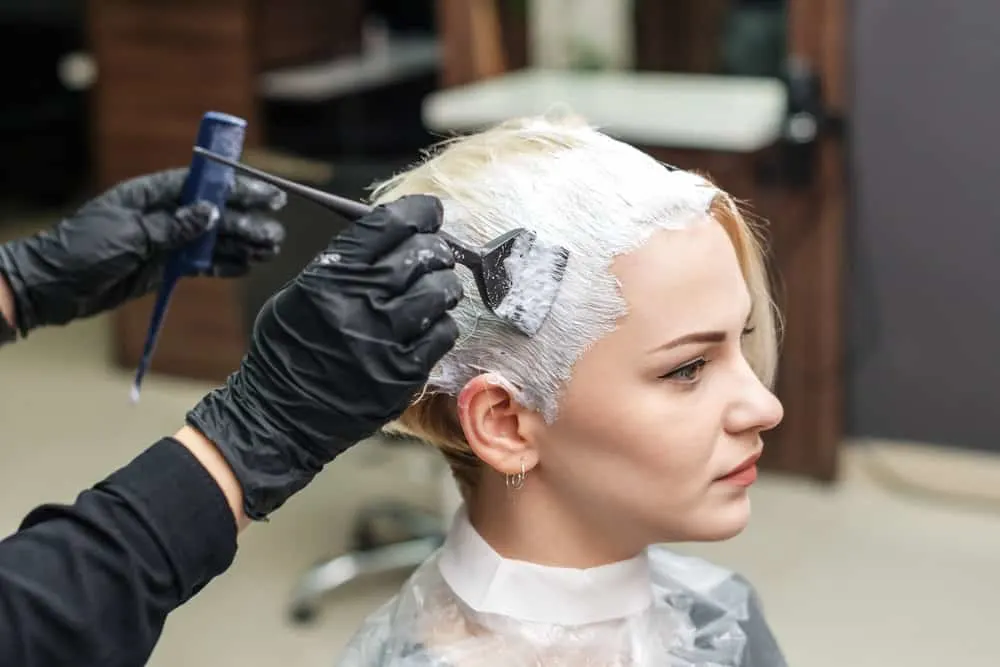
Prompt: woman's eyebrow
<box><xmin>648</xmin><ymin>312</ymin><xmax>753</xmax><ymax>354</ymax></box>
<box><xmin>648</xmin><ymin>330</ymin><xmax>727</xmax><ymax>354</ymax></box>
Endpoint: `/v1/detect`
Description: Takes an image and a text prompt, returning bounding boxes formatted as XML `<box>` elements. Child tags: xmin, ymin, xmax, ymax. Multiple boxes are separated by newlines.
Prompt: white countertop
<box><xmin>260</xmin><ymin>37</ymin><xmax>440</xmax><ymax>102</ymax></box>
<box><xmin>422</xmin><ymin>69</ymin><xmax>787</xmax><ymax>152</ymax></box>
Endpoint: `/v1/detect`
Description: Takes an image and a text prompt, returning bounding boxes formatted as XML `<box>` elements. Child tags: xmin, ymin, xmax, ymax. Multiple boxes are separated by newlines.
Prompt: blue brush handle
<box><xmin>131</xmin><ymin>111</ymin><xmax>247</xmax><ymax>401</ymax></box>
<box><xmin>172</xmin><ymin>111</ymin><xmax>248</xmax><ymax>274</ymax></box>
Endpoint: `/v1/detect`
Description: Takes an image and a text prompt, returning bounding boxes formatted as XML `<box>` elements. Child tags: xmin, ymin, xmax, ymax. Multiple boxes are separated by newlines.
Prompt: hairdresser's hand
<box><xmin>187</xmin><ymin>195</ymin><xmax>462</xmax><ymax>519</ymax></box>
<box><xmin>0</xmin><ymin>168</ymin><xmax>286</xmax><ymax>337</ymax></box>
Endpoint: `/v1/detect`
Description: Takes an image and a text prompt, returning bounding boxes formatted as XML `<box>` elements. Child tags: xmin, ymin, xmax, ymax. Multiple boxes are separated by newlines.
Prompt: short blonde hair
<box><xmin>374</xmin><ymin>115</ymin><xmax>778</xmax><ymax>497</ymax></box>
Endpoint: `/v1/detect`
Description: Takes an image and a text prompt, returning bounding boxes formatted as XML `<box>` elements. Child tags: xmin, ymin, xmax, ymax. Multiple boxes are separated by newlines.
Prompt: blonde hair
<box><xmin>373</xmin><ymin>114</ymin><xmax>778</xmax><ymax>497</ymax></box>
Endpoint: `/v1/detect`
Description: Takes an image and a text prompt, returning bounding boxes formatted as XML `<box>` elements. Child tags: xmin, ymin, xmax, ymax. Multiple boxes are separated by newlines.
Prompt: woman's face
<box><xmin>529</xmin><ymin>220</ymin><xmax>783</xmax><ymax>552</ymax></box>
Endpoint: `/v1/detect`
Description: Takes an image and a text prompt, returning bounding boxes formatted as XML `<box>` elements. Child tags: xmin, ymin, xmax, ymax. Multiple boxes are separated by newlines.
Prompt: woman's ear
<box><xmin>457</xmin><ymin>373</ymin><xmax>540</xmax><ymax>477</ymax></box>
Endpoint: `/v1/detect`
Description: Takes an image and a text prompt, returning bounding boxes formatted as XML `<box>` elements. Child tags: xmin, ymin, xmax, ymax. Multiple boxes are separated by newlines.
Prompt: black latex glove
<box><xmin>0</xmin><ymin>168</ymin><xmax>286</xmax><ymax>337</ymax></box>
<box><xmin>187</xmin><ymin>195</ymin><xmax>463</xmax><ymax>520</ymax></box>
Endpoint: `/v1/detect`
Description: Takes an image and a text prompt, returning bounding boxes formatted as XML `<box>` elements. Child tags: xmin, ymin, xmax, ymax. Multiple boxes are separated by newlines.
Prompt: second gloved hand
<box><xmin>187</xmin><ymin>195</ymin><xmax>463</xmax><ymax>520</ymax></box>
<box><xmin>0</xmin><ymin>168</ymin><xmax>287</xmax><ymax>337</ymax></box>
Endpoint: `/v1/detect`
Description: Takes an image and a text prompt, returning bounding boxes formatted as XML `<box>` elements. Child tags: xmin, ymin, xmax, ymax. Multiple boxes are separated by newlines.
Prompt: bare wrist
<box><xmin>172</xmin><ymin>425</ymin><xmax>251</xmax><ymax>531</ymax></box>
<box><xmin>0</xmin><ymin>272</ymin><xmax>16</xmax><ymax>329</ymax></box>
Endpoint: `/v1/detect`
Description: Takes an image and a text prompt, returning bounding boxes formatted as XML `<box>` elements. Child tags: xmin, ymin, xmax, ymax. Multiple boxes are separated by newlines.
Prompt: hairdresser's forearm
<box><xmin>0</xmin><ymin>271</ymin><xmax>17</xmax><ymax>344</ymax></box>
<box><xmin>173</xmin><ymin>425</ymin><xmax>251</xmax><ymax>531</ymax></box>
<box><xmin>0</xmin><ymin>437</ymin><xmax>240</xmax><ymax>667</ymax></box>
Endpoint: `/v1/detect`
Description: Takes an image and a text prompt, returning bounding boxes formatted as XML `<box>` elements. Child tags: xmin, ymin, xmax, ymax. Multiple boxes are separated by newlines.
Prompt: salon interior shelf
<box><xmin>422</xmin><ymin>69</ymin><xmax>787</xmax><ymax>153</ymax></box>
<box><xmin>260</xmin><ymin>36</ymin><xmax>440</xmax><ymax>103</ymax></box>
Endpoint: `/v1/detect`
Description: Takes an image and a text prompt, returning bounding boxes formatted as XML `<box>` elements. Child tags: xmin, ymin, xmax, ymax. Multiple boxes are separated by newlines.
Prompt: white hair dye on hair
<box><xmin>372</xmin><ymin>115</ymin><xmax>720</xmax><ymax>421</ymax></box>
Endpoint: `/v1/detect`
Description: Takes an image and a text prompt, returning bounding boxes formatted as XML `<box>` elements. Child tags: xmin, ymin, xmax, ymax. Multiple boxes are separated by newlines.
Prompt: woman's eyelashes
<box><xmin>659</xmin><ymin>327</ymin><xmax>755</xmax><ymax>385</ymax></box>
<box><xmin>660</xmin><ymin>358</ymin><xmax>708</xmax><ymax>384</ymax></box>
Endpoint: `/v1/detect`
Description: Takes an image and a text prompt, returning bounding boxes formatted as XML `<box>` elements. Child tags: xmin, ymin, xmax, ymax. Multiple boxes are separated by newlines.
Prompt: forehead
<box><xmin>611</xmin><ymin>221</ymin><xmax>751</xmax><ymax>338</ymax></box>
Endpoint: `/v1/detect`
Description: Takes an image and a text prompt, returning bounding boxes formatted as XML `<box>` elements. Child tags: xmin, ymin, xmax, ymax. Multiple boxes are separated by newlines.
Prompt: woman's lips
<box><xmin>716</xmin><ymin>452</ymin><xmax>761</xmax><ymax>487</ymax></box>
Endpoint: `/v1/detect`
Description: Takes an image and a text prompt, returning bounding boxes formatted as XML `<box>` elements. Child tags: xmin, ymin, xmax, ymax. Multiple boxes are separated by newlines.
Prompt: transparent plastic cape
<box><xmin>335</xmin><ymin>545</ymin><xmax>787</xmax><ymax>667</ymax></box>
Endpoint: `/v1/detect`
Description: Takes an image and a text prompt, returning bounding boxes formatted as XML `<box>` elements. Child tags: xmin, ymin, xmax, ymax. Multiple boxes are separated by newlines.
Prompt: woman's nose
<box><xmin>725</xmin><ymin>370</ymin><xmax>784</xmax><ymax>435</ymax></box>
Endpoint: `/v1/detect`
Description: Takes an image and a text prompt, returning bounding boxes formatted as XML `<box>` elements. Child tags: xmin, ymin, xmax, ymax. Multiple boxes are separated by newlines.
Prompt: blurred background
<box><xmin>2</xmin><ymin>1</ymin><xmax>999</xmax><ymax>665</ymax></box>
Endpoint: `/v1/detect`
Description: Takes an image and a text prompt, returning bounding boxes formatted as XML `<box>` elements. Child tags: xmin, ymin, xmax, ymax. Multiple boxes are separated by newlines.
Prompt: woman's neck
<box><xmin>466</xmin><ymin>473</ymin><xmax>644</xmax><ymax>568</ymax></box>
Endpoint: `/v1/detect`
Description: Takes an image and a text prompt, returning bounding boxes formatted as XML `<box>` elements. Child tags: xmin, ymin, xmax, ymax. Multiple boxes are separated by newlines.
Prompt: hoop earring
<box><xmin>506</xmin><ymin>459</ymin><xmax>526</xmax><ymax>490</ymax></box>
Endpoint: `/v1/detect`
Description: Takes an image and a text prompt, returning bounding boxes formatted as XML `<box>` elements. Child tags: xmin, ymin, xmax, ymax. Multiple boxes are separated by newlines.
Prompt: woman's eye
<box><xmin>742</xmin><ymin>326</ymin><xmax>756</xmax><ymax>337</ymax></box>
<box><xmin>661</xmin><ymin>358</ymin><xmax>707</xmax><ymax>383</ymax></box>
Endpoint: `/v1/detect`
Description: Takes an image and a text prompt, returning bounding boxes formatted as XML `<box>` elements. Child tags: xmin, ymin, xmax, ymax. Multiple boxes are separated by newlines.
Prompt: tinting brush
<box><xmin>192</xmin><ymin>146</ymin><xmax>569</xmax><ymax>337</ymax></box>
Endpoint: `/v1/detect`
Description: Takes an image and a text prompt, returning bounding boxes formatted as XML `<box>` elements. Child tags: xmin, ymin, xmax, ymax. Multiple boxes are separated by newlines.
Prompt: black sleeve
<box><xmin>0</xmin><ymin>438</ymin><xmax>239</xmax><ymax>667</ymax></box>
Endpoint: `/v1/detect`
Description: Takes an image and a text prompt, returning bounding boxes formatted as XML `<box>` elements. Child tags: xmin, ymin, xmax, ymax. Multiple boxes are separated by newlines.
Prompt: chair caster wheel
<box><xmin>354</xmin><ymin>524</ymin><xmax>380</xmax><ymax>552</ymax></box>
<box><xmin>289</xmin><ymin>605</ymin><xmax>317</xmax><ymax>625</ymax></box>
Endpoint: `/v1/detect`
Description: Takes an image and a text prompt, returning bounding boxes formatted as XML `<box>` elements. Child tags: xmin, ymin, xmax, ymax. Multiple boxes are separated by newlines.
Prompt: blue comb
<box><xmin>130</xmin><ymin>111</ymin><xmax>247</xmax><ymax>403</ymax></box>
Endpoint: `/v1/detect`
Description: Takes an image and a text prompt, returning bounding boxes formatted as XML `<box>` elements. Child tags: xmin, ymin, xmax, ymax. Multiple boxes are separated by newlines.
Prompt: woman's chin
<box><xmin>710</xmin><ymin>494</ymin><xmax>753</xmax><ymax>540</ymax></box>
<box><xmin>666</xmin><ymin>495</ymin><xmax>752</xmax><ymax>543</ymax></box>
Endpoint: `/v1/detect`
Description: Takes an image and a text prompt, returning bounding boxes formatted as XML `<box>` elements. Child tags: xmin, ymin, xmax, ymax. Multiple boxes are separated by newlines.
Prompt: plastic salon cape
<box><xmin>336</xmin><ymin>508</ymin><xmax>787</xmax><ymax>667</ymax></box>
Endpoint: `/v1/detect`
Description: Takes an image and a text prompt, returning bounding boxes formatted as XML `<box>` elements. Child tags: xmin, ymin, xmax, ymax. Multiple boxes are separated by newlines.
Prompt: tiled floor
<box><xmin>3</xmin><ymin>313</ymin><xmax>1000</xmax><ymax>666</ymax></box>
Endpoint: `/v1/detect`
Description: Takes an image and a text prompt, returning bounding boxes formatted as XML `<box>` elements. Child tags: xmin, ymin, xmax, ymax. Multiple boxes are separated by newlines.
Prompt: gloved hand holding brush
<box><xmin>0</xmin><ymin>168</ymin><xmax>287</xmax><ymax>342</ymax></box>
<box><xmin>0</xmin><ymin>193</ymin><xmax>462</xmax><ymax>667</ymax></box>
<box><xmin>186</xmin><ymin>194</ymin><xmax>463</xmax><ymax>520</ymax></box>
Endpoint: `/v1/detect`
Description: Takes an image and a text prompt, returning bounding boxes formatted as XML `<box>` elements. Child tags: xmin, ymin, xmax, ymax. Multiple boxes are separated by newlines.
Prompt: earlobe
<box><xmin>457</xmin><ymin>373</ymin><xmax>539</xmax><ymax>477</ymax></box>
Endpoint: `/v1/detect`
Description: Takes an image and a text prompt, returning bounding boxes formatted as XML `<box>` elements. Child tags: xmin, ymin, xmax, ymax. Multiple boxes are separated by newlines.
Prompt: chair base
<box><xmin>287</xmin><ymin>500</ymin><xmax>444</xmax><ymax>624</ymax></box>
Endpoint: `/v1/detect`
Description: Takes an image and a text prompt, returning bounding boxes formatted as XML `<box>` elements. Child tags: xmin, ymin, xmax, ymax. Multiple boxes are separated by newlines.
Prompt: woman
<box><xmin>339</xmin><ymin>114</ymin><xmax>787</xmax><ymax>666</ymax></box>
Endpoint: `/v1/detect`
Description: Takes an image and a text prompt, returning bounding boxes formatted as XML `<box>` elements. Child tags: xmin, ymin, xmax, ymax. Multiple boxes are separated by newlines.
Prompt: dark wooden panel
<box><xmin>89</xmin><ymin>1</ymin><xmax>260</xmax><ymax>188</ymax></box>
<box><xmin>436</xmin><ymin>0</ymin><xmax>474</xmax><ymax>86</ymax></box>
<box><xmin>497</xmin><ymin>1</ymin><xmax>529</xmax><ymax>72</ymax></box>
<box><xmin>820</xmin><ymin>0</ymin><xmax>847</xmax><ymax>114</ymax></box>
<box><xmin>634</xmin><ymin>0</ymin><xmax>732</xmax><ymax>73</ymax></box>
<box><xmin>113</xmin><ymin>280</ymin><xmax>247</xmax><ymax>383</ymax></box>
<box><xmin>436</xmin><ymin>0</ymin><xmax>528</xmax><ymax>87</ymax></box>
<box><xmin>89</xmin><ymin>0</ymin><xmax>261</xmax><ymax>383</ymax></box>
<box><xmin>789</xmin><ymin>0</ymin><xmax>846</xmax><ymax>113</ymax></box>
<box><xmin>255</xmin><ymin>0</ymin><xmax>364</xmax><ymax>68</ymax></box>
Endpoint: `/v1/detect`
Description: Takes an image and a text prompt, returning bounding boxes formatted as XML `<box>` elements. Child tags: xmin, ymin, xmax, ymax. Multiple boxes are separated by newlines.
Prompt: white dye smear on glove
<box><xmin>372</xmin><ymin>115</ymin><xmax>719</xmax><ymax>422</ymax></box>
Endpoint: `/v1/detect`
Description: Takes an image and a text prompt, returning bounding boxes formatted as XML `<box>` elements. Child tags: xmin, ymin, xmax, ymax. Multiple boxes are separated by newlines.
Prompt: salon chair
<box><xmin>288</xmin><ymin>440</ymin><xmax>463</xmax><ymax>623</ymax></box>
<box><xmin>240</xmin><ymin>157</ymin><xmax>463</xmax><ymax>624</ymax></box>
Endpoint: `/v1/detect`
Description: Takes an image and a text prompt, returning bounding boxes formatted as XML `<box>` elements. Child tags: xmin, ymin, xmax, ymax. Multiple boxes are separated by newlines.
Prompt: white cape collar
<box><xmin>437</xmin><ymin>507</ymin><xmax>654</xmax><ymax>626</ymax></box>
